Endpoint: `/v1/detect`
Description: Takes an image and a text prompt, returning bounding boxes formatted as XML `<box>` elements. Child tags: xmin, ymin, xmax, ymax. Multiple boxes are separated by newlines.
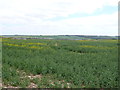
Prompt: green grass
<box><xmin>2</xmin><ymin>38</ymin><xmax>118</xmax><ymax>88</ymax></box>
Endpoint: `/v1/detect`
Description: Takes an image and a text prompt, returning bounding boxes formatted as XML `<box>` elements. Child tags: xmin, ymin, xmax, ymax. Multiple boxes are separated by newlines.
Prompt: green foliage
<box><xmin>2</xmin><ymin>38</ymin><xmax>118</xmax><ymax>88</ymax></box>
<box><xmin>2</xmin><ymin>64</ymin><xmax>31</xmax><ymax>87</ymax></box>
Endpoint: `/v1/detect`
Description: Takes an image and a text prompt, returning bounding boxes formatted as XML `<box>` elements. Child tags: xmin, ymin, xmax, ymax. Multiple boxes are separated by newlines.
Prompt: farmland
<box><xmin>1</xmin><ymin>36</ymin><xmax>118</xmax><ymax>88</ymax></box>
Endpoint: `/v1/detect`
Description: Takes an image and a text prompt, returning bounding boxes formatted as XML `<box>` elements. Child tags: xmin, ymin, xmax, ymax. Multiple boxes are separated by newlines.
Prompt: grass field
<box><xmin>2</xmin><ymin>37</ymin><xmax>118</xmax><ymax>88</ymax></box>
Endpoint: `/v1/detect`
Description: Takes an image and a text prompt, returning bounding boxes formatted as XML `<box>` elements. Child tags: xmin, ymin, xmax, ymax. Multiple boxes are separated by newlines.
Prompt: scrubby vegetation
<box><xmin>2</xmin><ymin>38</ymin><xmax>118</xmax><ymax>88</ymax></box>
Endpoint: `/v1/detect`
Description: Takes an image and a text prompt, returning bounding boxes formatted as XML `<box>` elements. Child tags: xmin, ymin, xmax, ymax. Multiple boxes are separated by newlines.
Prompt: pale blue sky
<box><xmin>0</xmin><ymin>0</ymin><xmax>118</xmax><ymax>36</ymax></box>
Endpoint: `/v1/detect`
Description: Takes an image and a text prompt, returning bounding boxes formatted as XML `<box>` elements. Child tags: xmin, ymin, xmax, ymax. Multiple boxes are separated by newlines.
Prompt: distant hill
<box><xmin>1</xmin><ymin>35</ymin><xmax>118</xmax><ymax>40</ymax></box>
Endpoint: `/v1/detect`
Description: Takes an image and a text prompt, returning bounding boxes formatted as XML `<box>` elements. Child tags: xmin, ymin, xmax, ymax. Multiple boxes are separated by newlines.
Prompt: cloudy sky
<box><xmin>0</xmin><ymin>0</ymin><xmax>118</xmax><ymax>36</ymax></box>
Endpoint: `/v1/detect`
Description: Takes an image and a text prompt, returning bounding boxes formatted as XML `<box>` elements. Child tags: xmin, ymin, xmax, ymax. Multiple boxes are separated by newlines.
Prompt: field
<box><xmin>2</xmin><ymin>37</ymin><xmax>118</xmax><ymax>88</ymax></box>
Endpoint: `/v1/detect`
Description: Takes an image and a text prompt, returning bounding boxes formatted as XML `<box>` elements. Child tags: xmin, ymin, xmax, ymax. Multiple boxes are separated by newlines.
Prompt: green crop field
<box><xmin>1</xmin><ymin>37</ymin><xmax>118</xmax><ymax>88</ymax></box>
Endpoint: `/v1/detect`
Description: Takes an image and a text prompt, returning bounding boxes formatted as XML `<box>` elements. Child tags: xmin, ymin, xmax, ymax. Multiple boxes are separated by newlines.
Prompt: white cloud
<box><xmin>47</xmin><ymin>12</ymin><xmax>118</xmax><ymax>35</ymax></box>
<box><xmin>0</xmin><ymin>0</ymin><xmax>118</xmax><ymax>18</ymax></box>
<box><xmin>1</xmin><ymin>12</ymin><xmax>117</xmax><ymax>35</ymax></box>
<box><xmin>0</xmin><ymin>0</ymin><xmax>118</xmax><ymax>35</ymax></box>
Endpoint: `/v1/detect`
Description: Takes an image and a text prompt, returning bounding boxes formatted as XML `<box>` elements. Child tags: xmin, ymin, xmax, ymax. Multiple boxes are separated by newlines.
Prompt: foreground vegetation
<box><xmin>2</xmin><ymin>38</ymin><xmax>118</xmax><ymax>88</ymax></box>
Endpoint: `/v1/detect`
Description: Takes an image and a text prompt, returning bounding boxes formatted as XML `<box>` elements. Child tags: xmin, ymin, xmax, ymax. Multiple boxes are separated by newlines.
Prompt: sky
<box><xmin>0</xmin><ymin>0</ymin><xmax>119</xmax><ymax>36</ymax></box>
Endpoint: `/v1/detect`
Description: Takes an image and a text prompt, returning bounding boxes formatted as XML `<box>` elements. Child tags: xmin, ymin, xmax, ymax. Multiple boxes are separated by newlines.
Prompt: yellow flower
<box><xmin>29</xmin><ymin>46</ymin><xmax>38</xmax><ymax>48</ymax></box>
<box><xmin>99</xmin><ymin>40</ymin><xmax>117</xmax><ymax>43</ymax></box>
<box><xmin>79</xmin><ymin>45</ymin><xmax>116</xmax><ymax>49</ymax></box>
<box><xmin>4</xmin><ymin>43</ymin><xmax>26</xmax><ymax>47</ymax></box>
<box><xmin>28</xmin><ymin>46</ymin><xmax>44</xmax><ymax>49</ymax></box>
<box><xmin>26</xmin><ymin>43</ymin><xmax>46</xmax><ymax>45</ymax></box>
